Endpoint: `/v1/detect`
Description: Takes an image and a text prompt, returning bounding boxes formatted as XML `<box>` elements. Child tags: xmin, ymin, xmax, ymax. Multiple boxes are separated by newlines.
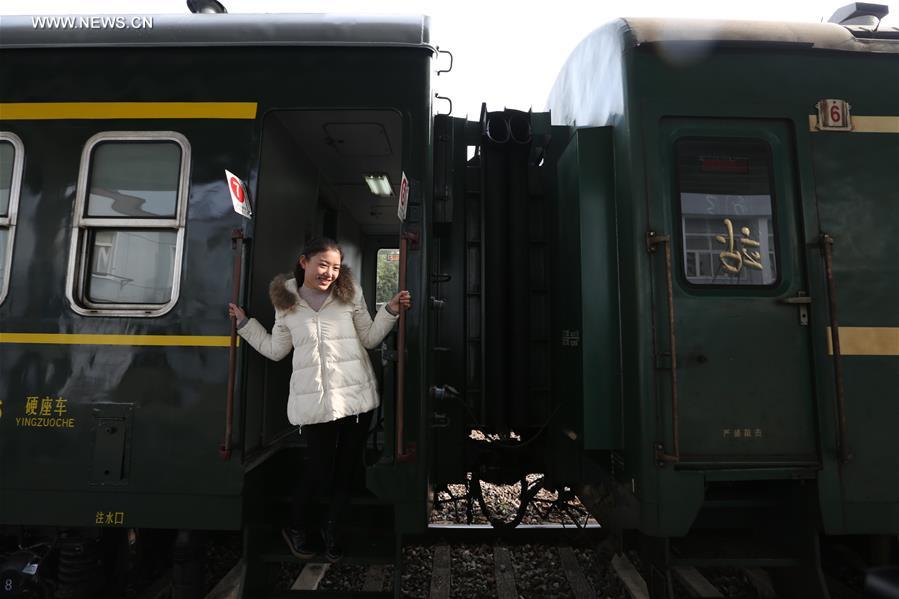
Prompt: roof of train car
<box><xmin>0</xmin><ymin>13</ymin><xmax>433</xmax><ymax>50</ymax></box>
<box><xmin>546</xmin><ymin>17</ymin><xmax>898</xmax><ymax>126</ymax></box>
<box><xmin>622</xmin><ymin>17</ymin><xmax>899</xmax><ymax>53</ymax></box>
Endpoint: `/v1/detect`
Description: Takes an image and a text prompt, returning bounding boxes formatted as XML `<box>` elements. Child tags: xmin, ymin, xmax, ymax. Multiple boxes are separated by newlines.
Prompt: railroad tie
<box><xmin>291</xmin><ymin>562</ymin><xmax>330</xmax><ymax>590</ymax></box>
<box><xmin>203</xmin><ymin>559</ymin><xmax>244</xmax><ymax>599</ymax></box>
<box><xmin>362</xmin><ymin>564</ymin><xmax>387</xmax><ymax>592</ymax></box>
<box><xmin>136</xmin><ymin>569</ymin><xmax>173</xmax><ymax>599</ymax></box>
<box><xmin>672</xmin><ymin>566</ymin><xmax>723</xmax><ymax>598</ymax></box>
<box><xmin>429</xmin><ymin>544</ymin><xmax>452</xmax><ymax>599</ymax></box>
<box><xmin>493</xmin><ymin>546</ymin><xmax>517</xmax><ymax>599</ymax></box>
<box><xmin>826</xmin><ymin>573</ymin><xmax>865</xmax><ymax>599</ymax></box>
<box><xmin>742</xmin><ymin>568</ymin><xmax>776</xmax><ymax>598</ymax></box>
<box><xmin>611</xmin><ymin>553</ymin><xmax>649</xmax><ymax>599</ymax></box>
<box><xmin>559</xmin><ymin>546</ymin><xmax>595</xmax><ymax>599</ymax></box>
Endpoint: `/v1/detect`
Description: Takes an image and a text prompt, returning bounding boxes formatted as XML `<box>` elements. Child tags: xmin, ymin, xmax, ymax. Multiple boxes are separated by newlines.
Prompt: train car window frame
<box><xmin>673</xmin><ymin>136</ymin><xmax>782</xmax><ymax>289</ymax></box>
<box><xmin>0</xmin><ymin>132</ymin><xmax>25</xmax><ymax>306</ymax></box>
<box><xmin>66</xmin><ymin>131</ymin><xmax>191</xmax><ymax>317</ymax></box>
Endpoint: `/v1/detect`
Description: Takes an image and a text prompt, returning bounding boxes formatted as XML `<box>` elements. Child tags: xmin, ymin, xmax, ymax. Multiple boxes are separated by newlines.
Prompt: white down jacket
<box><xmin>238</xmin><ymin>274</ymin><xmax>398</xmax><ymax>426</ymax></box>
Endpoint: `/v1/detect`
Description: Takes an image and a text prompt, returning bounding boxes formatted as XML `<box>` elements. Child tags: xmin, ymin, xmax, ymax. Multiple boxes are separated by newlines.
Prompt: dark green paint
<box><xmin>555</xmin><ymin>126</ymin><xmax>621</xmax><ymax>450</ymax></box>
<box><xmin>549</xmin><ymin>24</ymin><xmax>899</xmax><ymax>538</ymax></box>
<box><xmin>0</xmin><ymin>44</ymin><xmax>433</xmax><ymax>532</ymax></box>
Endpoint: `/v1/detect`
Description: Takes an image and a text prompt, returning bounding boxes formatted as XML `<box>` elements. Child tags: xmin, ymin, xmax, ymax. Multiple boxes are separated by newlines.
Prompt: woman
<box><xmin>228</xmin><ymin>237</ymin><xmax>410</xmax><ymax>561</ymax></box>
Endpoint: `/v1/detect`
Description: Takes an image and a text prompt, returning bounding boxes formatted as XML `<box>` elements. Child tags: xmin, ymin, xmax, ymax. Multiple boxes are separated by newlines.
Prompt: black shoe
<box><xmin>281</xmin><ymin>527</ymin><xmax>316</xmax><ymax>560</ymax></box>
<box><xmin>320</xmin><ymin>520</ymin><xmax>343</xmax><ymax>562</ymax></box>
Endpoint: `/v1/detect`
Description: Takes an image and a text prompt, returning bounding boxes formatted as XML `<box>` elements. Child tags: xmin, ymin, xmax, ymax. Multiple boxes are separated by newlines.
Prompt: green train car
<box><xmin>0</xmin><ymin>12</ymin><xmax>435</xmax><ymax>598</ymax></box>
<box><xmin>0</xmin><ymin>5</ymin><xmax>897</xmax><ymax>599</ymax></box>
<box><xmin>543</xmin><ymin>13</ymin><xmax>899</xmax><ymax>597</ymax></box>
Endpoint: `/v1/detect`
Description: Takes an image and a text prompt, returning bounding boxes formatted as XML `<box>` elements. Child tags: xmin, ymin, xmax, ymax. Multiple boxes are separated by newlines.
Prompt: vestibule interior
<box><xmin>243</xmin><ymin>109</ymin><xmax>404</xmax><ymax>456</ymax></box>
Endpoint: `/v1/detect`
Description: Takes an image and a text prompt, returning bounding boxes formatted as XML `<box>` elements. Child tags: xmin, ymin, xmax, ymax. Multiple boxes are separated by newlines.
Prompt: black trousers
<box><xmin>291</xmin><ymin>409</ymin><xmax>374</xmax><ymax>531</ymax></box>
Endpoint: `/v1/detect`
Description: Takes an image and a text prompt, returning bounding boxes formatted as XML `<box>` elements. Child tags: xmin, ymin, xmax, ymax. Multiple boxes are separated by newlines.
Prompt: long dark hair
<box><xmin>293</xmin><ymin>237</ymin><xmax>354</xmax><ymax>303</ymax></box>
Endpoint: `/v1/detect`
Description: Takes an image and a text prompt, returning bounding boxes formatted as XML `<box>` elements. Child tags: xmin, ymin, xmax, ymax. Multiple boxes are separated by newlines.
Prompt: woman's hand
<box><xmin>388</xmin><ymin>290</ymin><xmax>411</xmax><ymax>314</ymax></box>
<box><xmin>228</xmin><ymin>303</ymin><xmax>246</xmax><ymax>322</ymax></box>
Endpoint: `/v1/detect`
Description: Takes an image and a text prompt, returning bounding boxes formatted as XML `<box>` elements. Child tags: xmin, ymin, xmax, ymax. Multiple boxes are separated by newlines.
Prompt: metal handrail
<box><xmin>396</xmin><ymin>230</ymin><xmax>418</xmax><ymax>460</ymax></box>
<box><xmin>221</xmin><ymin>228</ymin><xmax>244</xmax><ymax>460</ymax></box>
<box><xmin>648</xmin><ymin>231</ymin><xmax>680</xmax><ymax>465</ymax></box>
<box><xmin>436</xmin><ymin>47</ymin><xmax>453</xmax><ymax>76</ymax></box>
<box><xmin>435</xmin><ymin>93</ymin><xmax>453</xmax><ymax>116</ymax></box>
<box><xmin>821</xmin><ymin>233</ymin><xmax>851</xmax><ymax>464</ymax></box>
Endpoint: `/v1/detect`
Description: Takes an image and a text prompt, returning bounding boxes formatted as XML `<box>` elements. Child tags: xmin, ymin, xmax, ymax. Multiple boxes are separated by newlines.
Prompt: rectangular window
<box><xmin>676</xmin><ymin>139</ymin><xmax>778</xmax><ymax>286</ymax></box>
<box><xmin>0</xmin><ymin>133</ymin><xmax>24</xmax><ymax>305</ymax></box>
<box><xmin>86</xmin><ymin>142</ymin><xmax>181</xmax><ymax>218</ymax></box>
<box><xmin>67</xmin><ymin>132</ymin><xmax>190</xmax><ymax>316</ymax></box>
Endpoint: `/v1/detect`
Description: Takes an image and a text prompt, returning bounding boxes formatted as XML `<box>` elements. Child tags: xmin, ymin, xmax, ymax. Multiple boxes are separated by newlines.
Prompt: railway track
<box><xmin>175</xmin><ymin>523</ymin><xmax>870</xmax><ymax>598</ymax></box>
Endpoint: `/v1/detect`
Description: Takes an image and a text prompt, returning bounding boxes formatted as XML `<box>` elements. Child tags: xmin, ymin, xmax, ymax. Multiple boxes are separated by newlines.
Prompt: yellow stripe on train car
<box><xmin>0</xmin><ymin>332</ymin><xmax>238</xmax><ymax>347</ymax></box>
<box><xmin>0</xmin><ymin>102</ymin><xmax>257</xmax><ymax>120</ymax></box>
<box><xmin>827</xmin><ymin>327</ymin><xmax>899</xmax><ymax>356</ymax></box>
<box><xmin>808</xmin><ymin>115</ymin><xmax>899</xmax><ymax>133</ymax></box>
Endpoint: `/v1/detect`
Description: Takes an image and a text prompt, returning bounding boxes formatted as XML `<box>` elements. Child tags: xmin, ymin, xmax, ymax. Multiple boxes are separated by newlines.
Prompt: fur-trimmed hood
<box><xmin>268</xmin><ymin>265</ymin><xmax>355</xmax><ymax>311</ymax></box>
<box><xmin>237</xmin><ymin>263</ymin><xmax>398</xmax><ymax>426</ymax></box>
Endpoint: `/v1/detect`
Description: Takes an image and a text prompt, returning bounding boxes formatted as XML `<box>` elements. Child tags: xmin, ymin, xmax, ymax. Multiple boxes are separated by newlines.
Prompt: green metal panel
<box><xmin>811</xmin><ymin>131</ymin><xmax>899</xmax><ymax>534</ymax></box>
<box><xmin>556</xmin><ymin>131</ymin><xmax>585</xmax><ymax>443</ymax></box>
<box><xmin>556</xmin><ymin>126</ymin><xmax>621</xmax><ymax>450</ymax></box>
<box><xmin>427</xmin><ymin>115</ymin><xmax>473</xmax><ymax>486</ymax></box>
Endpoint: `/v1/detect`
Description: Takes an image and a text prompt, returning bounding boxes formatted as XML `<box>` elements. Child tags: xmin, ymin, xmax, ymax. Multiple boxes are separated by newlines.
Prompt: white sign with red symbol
<box><xmin>397</xmin><ymin>172</ymin><xmax>409</xmax><ymax>222</ymax></box>
<box><xmin>225</xmin><ymin>169</ymin><xmax>252</xmax><ymax>219</ymax></box>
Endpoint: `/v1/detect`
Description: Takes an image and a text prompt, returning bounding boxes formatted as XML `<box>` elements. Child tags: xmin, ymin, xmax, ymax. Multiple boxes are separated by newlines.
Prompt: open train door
<box><xmin>651</xmin><ymin>118</ymin><xmax>819</xmax><ymax>469</ymax></box>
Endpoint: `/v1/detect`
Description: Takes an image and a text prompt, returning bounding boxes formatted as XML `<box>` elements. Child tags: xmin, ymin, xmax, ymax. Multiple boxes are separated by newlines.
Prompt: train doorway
<box><xmin>655</xmin><ymin>118</ymin><xmax>818</xmax><ymax>467</ymax></box>
<box><xmin>241</xmin><ymin>109</ymin><xmax>405</xmax><ymax>458</ymax></box>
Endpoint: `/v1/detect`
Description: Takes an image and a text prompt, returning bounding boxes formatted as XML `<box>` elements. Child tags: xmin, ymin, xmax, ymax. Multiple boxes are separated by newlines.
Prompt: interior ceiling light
<box><xmin>364</xmin><ymin>174</ymin><xmax>393</xmax><ymax>197</ymax></box>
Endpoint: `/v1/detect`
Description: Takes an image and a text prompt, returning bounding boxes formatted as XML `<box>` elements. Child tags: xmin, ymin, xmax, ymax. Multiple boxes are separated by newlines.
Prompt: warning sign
<box><xmin>397</xmin><ymin>172</ymin><xmax>409</xmax><ymax>222</ymax></box>
<box><xmin>225</xmin><ymin>169</ymin><xmax>252</xmax><ymax>219</ymax></box>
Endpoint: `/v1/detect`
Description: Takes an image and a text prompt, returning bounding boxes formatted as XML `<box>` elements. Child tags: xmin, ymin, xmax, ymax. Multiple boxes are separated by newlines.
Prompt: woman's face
<box><xmin>299</xmin><ymin>248</ymin><xmax>342</xmax><ymax>291</ymax></box>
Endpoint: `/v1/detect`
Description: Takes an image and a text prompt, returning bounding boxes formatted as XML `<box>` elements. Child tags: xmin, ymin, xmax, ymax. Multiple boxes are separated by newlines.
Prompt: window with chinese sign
<box><xmin>0</xmin><ymin>133</ymin><xmax>24</xmax><ymax>305</ymax></box>
<box><xmin>676</xmin><ymin>139</ymin><xmax>778</xmax><ymax>286</ymax></box>
<box><xmin>375</xmin><ymin>248</ymin><xmax>400</xmax><ymax>311</ymax></box>
<box><xmin>67</xmin><ymin>132</ymin><xmax>189</xmax><ymax>315</ymax></box>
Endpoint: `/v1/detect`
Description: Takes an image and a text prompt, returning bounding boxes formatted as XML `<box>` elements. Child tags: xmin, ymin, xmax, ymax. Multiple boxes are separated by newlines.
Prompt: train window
<box><xmin>66</xmin><ymin>131</ymin><xmax>190</xmax><ymax>316</ymax></box>
<box><xmin>85</xmin><ymin>142</ymin><xmax>181</xmax><ymax>218</ymax></box>
<box><xmin>85</xmin><ymin>229</ymin><xmax>178</xmax><ymax>304</ymax></box>
<box><xmin>0</xmin><ymin>133</ymin><xmax>24</xmax><ymax>305</ymax></box>
<box><xmin>676</xmin><ymin>138</ymin><xmax>778</xmax><ymax>286</ymax></box>
<box><xmin>375</xmin><ymin>248</ymin><xmax>400</xmax><ymax>311</ymax></box>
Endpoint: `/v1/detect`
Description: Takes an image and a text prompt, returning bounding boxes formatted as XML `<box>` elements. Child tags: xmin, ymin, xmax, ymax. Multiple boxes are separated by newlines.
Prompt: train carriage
<box><xmin>428</xmin><ymin>10</ymin><xmax>899</xmax><ymax>597</ymax></box>
<box><xmin>0</xmin><ymin>12</ymin><xmax>434</xmax><ymax>597</ymax></box>
<box><xmin>542</xmin><ymin>14</ymin><xmax>899</xmax><ymax>596</ymax></box>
